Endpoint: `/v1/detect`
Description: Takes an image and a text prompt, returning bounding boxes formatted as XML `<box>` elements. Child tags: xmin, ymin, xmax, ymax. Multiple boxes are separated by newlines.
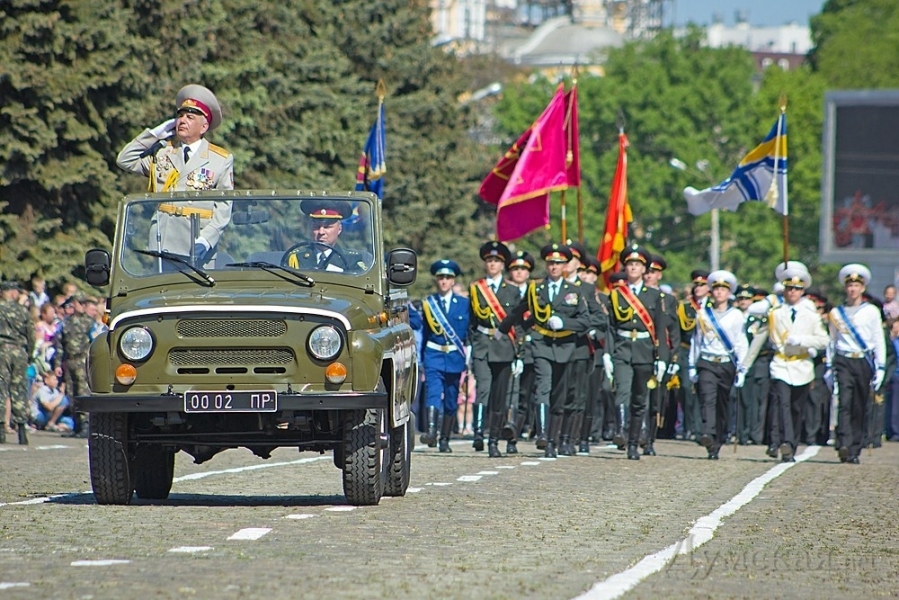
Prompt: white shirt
<box><xmin>690</xmin><ymin>305</ymin><xmax>749</xmax><ymax>370</ymax></box>
<box><xmin>828</xmin><ymin>302</ymin><xmax>886</xmax><ymax>368</ymax></box>
<box><xmin>485</xmin><ymin>275</ymin><xmax>503</xmax><ymax>292</ymax></box>
<box><xmin>546</xmin><ymin>278</ymin><xmax>561</xmax><ymax>301</ymax></box>
<box><xmin>439</xmin><ymin>291</ymin><xmax>453</xmax><ymax>312</ymax></box>
<box><xmin>767</xmin><ymin>300</ymin><xmax>830</xmax><ymax>385</ymax></box>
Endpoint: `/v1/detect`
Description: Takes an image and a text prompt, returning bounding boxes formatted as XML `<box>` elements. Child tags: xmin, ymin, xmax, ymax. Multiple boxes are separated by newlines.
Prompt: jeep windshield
<box><xmin>120</xmin><ymin>196</ymin><xmax>375</xmax><ymax>279</ymax></box>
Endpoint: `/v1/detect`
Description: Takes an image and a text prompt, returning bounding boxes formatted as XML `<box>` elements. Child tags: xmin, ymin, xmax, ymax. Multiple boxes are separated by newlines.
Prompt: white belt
<box><xmin>837</xmin><ymin>350</ymin><xmax>867</xmax><ymax>359</ymax></box>
<box><xmin>426</xmin><ymin>341</ymin><xmax>458</xmax><ymax>353</ymax></box>
<box><xmin>700</xmin><ymin>353</ymin><xmax>732</xmax><ymax>364</ymax></box>
<box><xmin>476</xmin><ymin>325</ymin><xmax>496</xmax><ymax>336</ymax></box>
<box><xmin>616</xmin><ymin>329</ymin><xmax>651</xmax><ymax>340</ymax></box>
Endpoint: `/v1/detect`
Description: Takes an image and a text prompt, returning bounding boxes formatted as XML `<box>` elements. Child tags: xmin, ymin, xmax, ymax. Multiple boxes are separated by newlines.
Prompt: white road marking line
<box><xmin>496</xmin><ymin>465</ymin><xmax>515</xmax><ymax>469</ymax></box>
<box><xmin>168</xmin><ymin>546</ymin><xmax>212</xmax><ymax>553</ymax></box>
<box><xmin>284</xmin><ymin>514</ymin><xmax>316</xmax><ymax>520</ymax></box>
<box><xmin>426</xmin><ymin>482</ymin><xmax>452</xmax><ymax>486</ymax></box>
<box><xmin>457</xmin><ymin>475</ymin><xmax>482</xmax><ymax>482</ymax></box>
<box><xmin>227</xmin><ymin>528</ymin><xmax>271</xmax><ymax>541</ymax></box>
<box><xmin>0</xmin><ymin>583</ymin><xmax>31</xmax><ymax>589</ymax></box>
<box><xmin>574</xmin><ymin>445</ymin><xmax>821</xmax><ymax>600</ymax></box>
<box><xmin>407</xmin><ymin>487</ymin><xmax>423</xmax><ymax>493</ymax></box>
<box><xmin>324</xmin><ymin>506</ymin><xmax>356</xmax><ymax>512</ymax></box>
<box><xmin>71</xmin><ymin>560</ymin><xmax>131</xmax><ymax>567</ymax></box>
<box><xmin>537</xmin><ymin>457</ymin><xmax>557</xmax><ymax>461</ymax></box>
<box><xmin>35</xmin><ymin>445</ymin><xmax>73</xmax><ymax>450</ymax></box>
<box><xmin>476</xmin><ymin>471</ymin><xmax>499</xmax><ymax>475</ymax></box>
<box><xmin>520</xmin><ymin>461</ymin><xmax>541</xmax><ymax>466</ymax></box>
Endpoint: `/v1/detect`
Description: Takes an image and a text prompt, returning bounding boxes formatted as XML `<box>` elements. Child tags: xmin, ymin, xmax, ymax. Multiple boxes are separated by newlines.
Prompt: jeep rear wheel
<box><xmin>342</xmin><ymin>408</ymin><xmax>388</xmax><ymax>505</ymax></box>
<box><xmin>132</xmin><ymin>445</ymin><xmax>176</xmax><ymax>500</ymax></box>
<box><xmin>384</xmin><ymin>418</ymin><xmax>412</xmax><ymax>497</ymax></box>
<box><xmin>88</xmin><ymin>413</ymin><xmax>134</xmax><ymax>505</ymax></box>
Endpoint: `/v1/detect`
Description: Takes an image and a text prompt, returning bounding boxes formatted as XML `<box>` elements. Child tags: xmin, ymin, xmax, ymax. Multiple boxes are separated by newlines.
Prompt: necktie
<box><xmin>549</xmin><ymin>283</ymin><xmax>557</xmax><ymax>302</ymax></box>
<box><xmin>443</xmin><ymin>298</ymin><xmax>449</xmax><ymax>314</ymax></box>
<box><xmin>490</xmin><ymin>282</ymin><xmax>498</xmax><ymax>293</ymax></box>
<box><xmin>317</xmin><ymin>252</ymin><xmax>329</xmax><ymax>268</ymax></box>
<box><xmin>632</xmin><ymin>285</ymin><xmax>639</xmax><ymax>295</ymax></box>
<box><xmin>791</xmin><ymin>308</ymin><xmax>796</xmax><ymax>323</ymax></box>
<box><xmin>183</xmin><ymin>146</ymin><xmax>191</xmax><ymax>163</ymax></box>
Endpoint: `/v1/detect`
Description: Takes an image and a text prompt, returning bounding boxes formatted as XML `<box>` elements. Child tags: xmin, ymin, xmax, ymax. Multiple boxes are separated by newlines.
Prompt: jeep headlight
<box><xmin>119</xmin><ymin>327</ymin><xmax>154</xmax><ymax>361</ymax></box>
<box><xmin>308</xmin><ymin>325</ymin><xmax>342</xmax><ymax>360</ymax></box>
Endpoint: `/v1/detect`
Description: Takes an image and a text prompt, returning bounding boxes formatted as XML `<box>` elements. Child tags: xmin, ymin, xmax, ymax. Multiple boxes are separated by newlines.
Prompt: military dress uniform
<box><xmin>468</xmin><ymin>241</ymin><xmax>522</xmax><ymax>456</ymax></box>
<box><xmin>740</xmin><ymin>289</ymin><xmax>773</xmax><ymax>446</ymax></box>
<box><xmin>420</xmin><ymin>260</ymin><xmax>470</xmax><ymax>453</ymax></box>
<box><xmin>577</xmin><ymin>257</ymin><xmax>614</xmax><ymax>453</ymax></box>
<box><xmin>504</xmin><ymin>251</ymin><xmax>537</xmax><ymax>455</ymax></box>
<box><xmin>0</xmin><ymin>283</ymin><xmax>36</xmax><ymax>444</ymax></box>
<box><xmin>675</xmin><ymin>270</ymin><xmax>710</xmax><ymax>441</ymax></box>
<box><xmin>829</xmin><ymin>265</ymin><xmax>886</xmax><ymax>464</ymax></box>
<box><xmin>116</xmin><ymin>84</ymin><xmax>233</xmax><ymax>266</ymax></box>
<box><xmin>499</xmin><ymin>243</ymin><xmax>591</xmax><ymax>458</ymax></box>
<box><xmin>285</xmin><ymin>200</ymin><xmax>372</xmax><ymax>272</ymax></box>
<box><xmin>688</xmin><ymin>271</ymin><xmax>748</xmax><ymax>459</ymax></box>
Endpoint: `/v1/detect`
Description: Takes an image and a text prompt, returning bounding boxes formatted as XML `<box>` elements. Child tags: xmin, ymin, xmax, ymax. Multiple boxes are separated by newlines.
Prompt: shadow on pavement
<box><xmin>50</xmin><ymin>493</ymin><xmax>348</xmax><ymax>507</ymax></box>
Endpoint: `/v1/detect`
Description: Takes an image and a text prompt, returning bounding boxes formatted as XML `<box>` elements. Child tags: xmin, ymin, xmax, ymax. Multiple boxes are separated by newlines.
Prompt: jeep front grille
<box><xmin>169</xmin><ymin>348</ymin><xmax>294</xmax><ymax>366</ymax></box>
<box><xmin>176</xmin><ymin>319</ymin><xmax>287</xmax><ymax>338</ymax></box>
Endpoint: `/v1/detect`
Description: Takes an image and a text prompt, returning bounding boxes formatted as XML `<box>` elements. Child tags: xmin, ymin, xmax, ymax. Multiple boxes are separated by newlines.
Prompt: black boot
<box><xmin>419</xmin><ymin>406</ymin><xmax>439</xmax><ymax>448</ymax></box>
<box><xmin>506</xmin><ymin>440</ymin><xmax>518</xmax><ymax>454</ymax></box>
<box><xmin>438</xmin><ymin>414</ymin><xmax>455</xmax><ymax>453</ymax></box>
<box><xmin>0</xmin><ymin>421</ymin><xmax>5</xmax><ymax>444</ymax></box>
<box><xmin>627</xmin><ymin>443</ymin><xmax>640</xmax><ymax>460</ymax></box>
<box><xmin>578</xmin><ymin>414</ymin><xmax>593</xmax><ymax>454</ymax></box>
<box><xmin>643</xmin><ymin>415</ymin><xmax>658</xmax><ymax>456</ymax></box>
<box><xmin>534</xmin><ymin>404</ymin><xmax>548</xmax><ymax>450</ymax></box>
<box><xmin>472</xmin><ymin>403</ymin><xmax>485</xmax><ymax>451</ymax></box>
<box><xmin>545</xmin><ymin>414</ymin><xmax>562</xmax><ymax>458</ymax></box>
<box><xmin>638</xmin><ymin>412</ymin><xmax>649</xmax><ymax>448</ymax></box>
<box><xmin>488</xmin><ymin>440</ymin><xmax>502</xmax><ymax>458</ymax></box>
<box><xmin>559</xmin><ymin>413</ymin><xmax>575</xmax><ymax>456</ymax></box>
<box><xmin>613</xmin><ymin>405</ymin><xmax>628</xmax><ymax>450</ymax></box>
<box><xmin>17</xmin><ymin>422</ymin><xmax>28</xmax><ymax>446</ymax></box>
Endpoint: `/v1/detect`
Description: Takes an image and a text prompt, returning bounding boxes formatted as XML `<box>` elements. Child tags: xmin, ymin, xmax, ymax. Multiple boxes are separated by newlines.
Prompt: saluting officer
<box><xmin>829</xmin><ymin>264</ymin><xmax>886</xmax><ymax>464</ymax></box>
<box><xmin>469</xmin><ymin>241</ymin><xmax>521</xmax><ymax>457</ymax></box>
<box><xmin>503</xmin><ymin>250</ymin><xmax>536</xmax><ymax>454</ymax></box>
<box><xmin>688</xmin><ymin>270</ymin><xmax>748</xmax><ymax>459</ymax></box>
<box><xmin>420</xmin><ymin>260</ymin><xmax>470</xmax><ymax>453</ymax></box>
<box><xmin>499</xmin><ymin>243</ymin><xmax>591</xmax><ymax>458</ymax></box>
<box><xmin>675</xmin><ymin>270</ymin><xmax>710</xmax><ymax>441</ymax></box>
<box><xmin>606</xmin><ymin>246</ymin><xmax>670</xmax><ymax>460</ymax></box>
<box><xmin>641</xmin><ymin>254</ymin><xmax>681</xmax><ymax>455</ymax></box>
<box><xmin>117</xmin><ymin>84</ymin><xmax>233</xmax><ymax>267</ymax></box>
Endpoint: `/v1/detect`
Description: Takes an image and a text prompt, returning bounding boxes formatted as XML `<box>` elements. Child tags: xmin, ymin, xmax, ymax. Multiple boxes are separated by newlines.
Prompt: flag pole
<box><xmin>771</xmin><ymin>94</ymin><xmax>788</xmax><ymax>264</ymax></box>
<box><xmin>560</xmin><ymin>189</ymin><xmax>567</xmax><ymax>243</ymax></box>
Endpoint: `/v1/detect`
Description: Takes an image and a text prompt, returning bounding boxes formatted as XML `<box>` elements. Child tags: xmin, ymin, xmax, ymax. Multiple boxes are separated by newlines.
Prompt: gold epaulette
<box><xmin>208</xmin><ymin>143</ymin><xmax>231</xmax><ymax>157</ymax></box>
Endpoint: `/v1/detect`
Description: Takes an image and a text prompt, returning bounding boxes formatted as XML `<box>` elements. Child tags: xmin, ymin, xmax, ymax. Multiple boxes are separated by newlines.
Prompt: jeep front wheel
<box><xmin>88</xmin><ymin>412</ymin><xmax>134</xmax><ymax>505</ymax></box>
<box><xmin>132</xmin><ymin>445</ymin><xmax>176</xmax><ymax>500</ymax></box>
<box><xmin>341</xmin><ymin>408</ymin><xmax>388</xmax><ymax>505</ymax></box>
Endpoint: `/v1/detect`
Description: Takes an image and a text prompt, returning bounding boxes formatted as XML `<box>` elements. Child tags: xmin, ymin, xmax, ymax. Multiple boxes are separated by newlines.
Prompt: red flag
<box><xmin>479</xmin><ymin>84</ymin><xmax>571</xmax><ymax>242</ymax></box>
<box><xmin>598</xmin><ymin>132</ymin><xmax>633</xmax><ymax>288</ymax></box>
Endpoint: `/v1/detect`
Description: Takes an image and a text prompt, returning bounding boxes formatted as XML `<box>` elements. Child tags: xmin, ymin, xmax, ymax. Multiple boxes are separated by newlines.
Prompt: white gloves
<box><xmin>734</xmin><ymin>370</ymin><xmax>746</xmax><ymax>389</ymax></box>
<box><xmin>807</xmin><ymin>347</ymin><xmax>817</xmax><ymax>359</ymax></box>
<box><xmin>872</xmin><ymin>367</ymin><xmax>885</xmax><ymax>391</ymax></box>
<box><xmin>786</xmin><ymin>335</ymin><xmax>801</xmax><ymax>346</ymax></box>
<box><xmin>688</xmin><ymin>367</ymin><xmax>698</xmax><ymax>384</ymax></box>
<box><xmin>492</xmin><ymin>329</ymin><xmax>505</xmax><ymax>341</ymax></box>
<box><xmin>511</xmin><ymin>359</ymin><xmax>524</xmax><ymax>378</ymax></box>
<box><xmin>547</xmin><ymin>315</ymin><xmax>563</xmax><ymax>331</ymax></box>
<box><xmin>602</xmin><ymin>354</ymin><xmax>614</xmax><ymax>381</ymax></box>
<box><xmin>150</xmin><ymin>118</ymin><xmax>176</xmax><ymax>139</ymax></box>
<box><xmin>654</xmin><ymin>361</ymin><xmax>666</xmax><ymax>382</ymax></box>
<box><xmin>667</xmin><ymin>363</ymin><xmax>680</xmax><ymax>376</ymax></box>
<box><xmin>823</xmin><ymin>368</ymin><xmax>834</xmax><ymax>391</ymax></box>
<box><xmin>464</xmin><ymin>345</ymin><xmax>472</xmax><ymax>368</ymax></box>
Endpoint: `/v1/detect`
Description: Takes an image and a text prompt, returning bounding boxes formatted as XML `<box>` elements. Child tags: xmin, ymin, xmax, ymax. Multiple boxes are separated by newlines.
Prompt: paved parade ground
<box><xmin>1</xmin><ymin>432</ymin><xmax>897</xmax><ymax>599</ymax></box>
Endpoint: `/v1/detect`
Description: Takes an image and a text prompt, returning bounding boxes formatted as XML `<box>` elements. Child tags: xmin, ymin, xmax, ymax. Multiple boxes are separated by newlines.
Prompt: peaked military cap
<box><xmin>781</xmin><ymin>267</ymin><xmax>811</xmax><ymax>289</ymax></box>
<box><xmin>838</xmin><ymin>263</ymin><xmax>871</xmax><ymax>286</ymax></box>
<box><xmin>430</xmin><ymin>259</ymin><xmax>461</xmax><ymax>277</ymax></box>
<box><xmin>735</xmin><ymin>284</ymin><xmax>755</xmax><ymax>299</ymax></box>
<box><xmin>479</xmin><ymin>240</ymin><xmax>511</xmax><ymax>263</ymax></box>
<box><xmin>176</xmin><ymin>84</ymin><xmax>223</xmax><ymax>131</ymax></box>
<box><xmin>301</xmin><ymin>199</ymin><xmax>351</xmax><ymax>221</ymax></box>
<box><xmin>584</xmin><ymin>256</ymin><xmax>600</xmax><ymax>274</ymax></box>
<box><xmin>621</xmin><ymin>245</ymin><xmax>650</xmax><ymax>265</ymax></box>
<box><xmin>708</xmin><ymin>269</ymin><xmax>737</xmax><ymax>290</ymax></box>
<box><xmin>805</xmin><ymin>287</ymin><xmax>828</xmax><ymax>304</ymax></box>
<box><xmin>690</xmin><ymin>270</ymin><xmax>710</xmax><ymax>284</ymax></box>
<box><xmin>648</xmin><ymin>254</ymin><xmax>667</xmax><ymax>271</ymax></box>
<box><xmin>608</xmin><ymin>271</ymin><xmax>628</xmax><ymax>286</ymax></box>
<box><xmin>567</xmin><ymin>240</ymin><xmax>588</xmax><ymax>261</ymax></box>
<box><xmin>541</xmin><ymin>243</ymin><xmax>572</xmax><ymax>263</ymax></box>
<box><xmin>507</xmin><ymin>250</ymin><xmax>535</xmax><ymax>271</ymax></box>
<box><xmin>774</xmin><ymin>260</ymin><xmax>809</xmax><ymax>282</ymax></box>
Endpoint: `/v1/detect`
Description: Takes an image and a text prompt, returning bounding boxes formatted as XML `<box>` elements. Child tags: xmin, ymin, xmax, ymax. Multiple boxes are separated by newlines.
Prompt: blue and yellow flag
<box><xmin>684</xmin><ymin>113</ymin><xmax>788</xmax><ymax>216</ymax></box>
<box><xmin>354</xmin><ymin>101</ymin><xmax>386</xmax><ymax>200</ymax></box>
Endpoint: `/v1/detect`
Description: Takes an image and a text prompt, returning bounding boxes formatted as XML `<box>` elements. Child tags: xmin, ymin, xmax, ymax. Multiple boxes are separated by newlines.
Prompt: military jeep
<box><xmin>78</xmin><ymin>191</ymin><xmax>418</xmax><ymax>506</ymax></box>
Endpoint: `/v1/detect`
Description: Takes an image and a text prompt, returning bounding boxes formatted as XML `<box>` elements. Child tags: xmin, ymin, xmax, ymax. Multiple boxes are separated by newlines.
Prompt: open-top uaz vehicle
<box><xmin>79</xmin><ymin>190</ymin><xmax>418</xmax><ymax>506</ymax></box>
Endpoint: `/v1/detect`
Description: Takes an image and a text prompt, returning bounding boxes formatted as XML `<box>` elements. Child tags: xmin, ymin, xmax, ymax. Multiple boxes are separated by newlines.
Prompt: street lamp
<box><xmin>670</xmin><ymin>157</ymin><xmax>720</xmax><ymax>271</ymax></box>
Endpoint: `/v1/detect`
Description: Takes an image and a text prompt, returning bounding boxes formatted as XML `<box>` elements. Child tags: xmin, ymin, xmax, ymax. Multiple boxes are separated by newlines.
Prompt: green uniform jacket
<box><xmin>469</xmin><ymin>278</ymin><xmax>523</xmax><ymax>363</ymax></box>
<box><xmin>608</xmin><ymin>285</ymin><xmax>670</xmax><ymax>365</ymax></box>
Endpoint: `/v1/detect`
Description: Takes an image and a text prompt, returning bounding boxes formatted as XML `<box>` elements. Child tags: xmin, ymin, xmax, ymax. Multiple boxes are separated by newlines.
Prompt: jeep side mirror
<box><xmin>386</xmin><ymin>248</ymin><xmax>417</xmax><ymax>287</ymax></box>
<box><xmin>85</xmin><ymin>249</ymin><xmax>110</xmax><ymax>287</ymax></box>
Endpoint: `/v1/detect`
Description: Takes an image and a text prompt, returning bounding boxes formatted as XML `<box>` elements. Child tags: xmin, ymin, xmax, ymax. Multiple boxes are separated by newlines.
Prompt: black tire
<box><xmin>332</xmin><ymin>442</ymin><xmax>344</xmax><ymax>470</ymax></box>
<box><xmin>342</xmin><ymin>408</ymin><xmax>388</xmax><ymax>506</ymax></box>
<box><xmin>384</xmin><ymin>418</ymin><xmax>412</xmax><ymax>497</ymax></box>
<box><xmin>88</xmin><ymin>412</ymin><xmax>133</xmax><ymax>505</ymax></box>
<box><xmin>132</xmin><ymin>445</ymin><xmax>176</xmax><ymax>500</ymax></box>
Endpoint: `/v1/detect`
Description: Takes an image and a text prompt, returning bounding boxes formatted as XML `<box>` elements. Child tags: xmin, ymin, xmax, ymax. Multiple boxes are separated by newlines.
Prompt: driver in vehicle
<box><xmin>286</xmin><ymin>200</ymin><xmax>371</xmax><ymax>272</ymax></box>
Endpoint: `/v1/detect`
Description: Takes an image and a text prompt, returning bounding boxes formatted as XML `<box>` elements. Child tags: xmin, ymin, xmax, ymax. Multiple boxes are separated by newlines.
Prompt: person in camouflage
<box><xmin>54</xmin><ymin>296</ymin><xmax>94</xmax><ymax>437</ymax></box>
<box><xmin>0</xmin><ymin>282</ymin><xmax>36</xmax><ymax>444</ymax></box>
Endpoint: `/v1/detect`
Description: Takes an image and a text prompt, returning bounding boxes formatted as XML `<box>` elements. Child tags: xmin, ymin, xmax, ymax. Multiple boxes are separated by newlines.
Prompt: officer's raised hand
<box><xmin>150</xmin><ymin>118</ymin><xmax>176</xmax><ymax>139</ymax></box>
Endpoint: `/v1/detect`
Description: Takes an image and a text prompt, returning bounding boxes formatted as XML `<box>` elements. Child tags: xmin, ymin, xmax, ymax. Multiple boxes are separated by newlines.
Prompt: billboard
<box><xmin>819</xmin><ymin>90</ymin><xmax>899</xmax><ymax>263</ymax></box>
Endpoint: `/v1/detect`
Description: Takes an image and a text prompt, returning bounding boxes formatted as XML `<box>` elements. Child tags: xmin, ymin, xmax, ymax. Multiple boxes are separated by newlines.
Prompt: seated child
<box><xmin>32</xmin><ymin>371</ymin><xmax>75</xmax><ymax>432</ymax></box>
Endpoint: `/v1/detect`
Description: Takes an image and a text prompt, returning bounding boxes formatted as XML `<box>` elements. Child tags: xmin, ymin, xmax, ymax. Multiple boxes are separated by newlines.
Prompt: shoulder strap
<box><xmin>703</xmin><ymin>306</ymin><xmax>738</xmax><ymax>366</ymax></box>
<box><xmin>207</xmin><ymin>143</ymin><xmax>231</xmax><ymax>157</ymax></box>
<box><xmin>424</xmin><ymin>295</ymin><xmax>466</xmax><ymax>355</ymax></box>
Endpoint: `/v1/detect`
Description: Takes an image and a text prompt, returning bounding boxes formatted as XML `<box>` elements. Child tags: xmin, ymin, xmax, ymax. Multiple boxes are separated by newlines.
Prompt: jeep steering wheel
<box><xmin>282</xmin><ymin>241</ymin><xmax>350</xmax><ymax>271</ymax></box>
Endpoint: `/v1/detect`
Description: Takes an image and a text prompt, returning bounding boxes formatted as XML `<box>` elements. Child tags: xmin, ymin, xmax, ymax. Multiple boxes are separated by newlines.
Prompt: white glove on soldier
<box><xmin>734</xmin><ymin>370</ymin><xmax>746</xmax><ymax>388</ymax></box>
<box><xmin>654</xmin><ymin>361</ymin><xmax>666</xmax><ymax>382</ymax></box>
<box><xmin>667</xmin><ymin>363</ymin><xmax>680</xmax><ymax>376</ymax></box>
<box><xmin>150</xmin><ymin>118</ymin><xmax>176</xmax><ymax>139</ymax></box>
<box><xmin>602</xmin><ymin>354</ymin><xmax>614</xmax><ymax>381</ymax></box>
<box><xmin>511</xmin><ymin>359</ymin><xmax>524</xmax><ymax>378</ymax></box>
<box><xmin>547</xmin><ymin>315</ymin><xmax>563</xmax><ymax>331</ymax></box>
<box><xmin>872</xmin><ymin>368</ymin><xmax>885</xmax><ymax>391</ymax></box>
<box><xmin>688</xmin><ymin>367</ymin><xmax>698</xmax><ymax>384</ymax></box>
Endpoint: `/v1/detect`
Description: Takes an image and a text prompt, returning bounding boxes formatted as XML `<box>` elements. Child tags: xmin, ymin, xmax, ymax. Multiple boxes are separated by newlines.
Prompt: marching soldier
<box><xmin>576</xmin><ymin>256</ymin><xmax>613</xmax><ymax>454</ymax></box>
<box><xmin>54</xmin><ymin>295</ymin><xmax>94</xmax><ymax>438</ymax></box>
<box><xmin>503</xmin><ymin>250</ymin><xmax>536</xmax><ymax>454</ymax></box>
<box><xmin>606</xmin><ymin>246</ymin><xmax>670</xmax><ymax>460</ymax></box>
<box><xmin>420</xmin><ymin>260</ymin><xmax>470</xmax><ymax>453</ymax></box>
<box><xmin>498</xmin><ymin>243</ymin><xmax>591</xmax><ymax>458</ymax></box>
<box><xmin>675</xmin><ymin>270</ymin><xmax>710</xmax><ymax>441</ymax></box>
<box><xmin>117</xmin><ymin>84</ymin><xmax>233</xmax><ymax>268</ymax></box>
<box><xmin>687</xmin><ymin>270</ymin><xmax>748</xmax><ymax>459</ymax></box>
<box><xmin>641</xmin><ymin>254</ymin><xmax>680</xmax><ymax>455</ymax></box>
<box><xmin>0</xmin><ymin>282</ymin><xmax>35</xmax><ymax>444</ymax></box>
<box><xmin>469</xmin><ymin>241</ymin><xmax>521</xmax><ymax>457</ymax></box>
<box><xmin>749</xmin><ymin>265</ymin><xmax>829</xmax><ymax>462</ymax></box>
<box><xmin>828</xmin><ymin>264</ymin><xmax>886</xmax><ymax>464</ymax></box>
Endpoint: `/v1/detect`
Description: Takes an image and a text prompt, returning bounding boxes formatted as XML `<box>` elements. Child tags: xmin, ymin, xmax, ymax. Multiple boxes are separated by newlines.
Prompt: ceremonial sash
<box><xmin>616</xmin><ymin>286</ymin><xmax>657</xmax><ymax>347</ymax></box>
<box><xmin>474</xmin><ymin>280</ymin><xmax>515</xmax><ymax>340</ymax></box>
<box><xmin>703</xmin><ymin>306</ymin><xmax>738</xmax><ymax>367</ymax></box>
<box><xmin>424</xmin><ymin>295</ymin><xmax>467</xmax><ymax>356</ymax></box>
<box><xmin>835</xmin><ymin>304</ymin><xmax>875</xmax><ymax>370</ymax></box>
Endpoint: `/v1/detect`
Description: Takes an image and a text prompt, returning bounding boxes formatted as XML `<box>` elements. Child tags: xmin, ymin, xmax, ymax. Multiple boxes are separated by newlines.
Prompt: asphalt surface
<box><xmin>1</xmin><ymin>431</ymin><xmax>897</xmax><ymax>599</ymax></box>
